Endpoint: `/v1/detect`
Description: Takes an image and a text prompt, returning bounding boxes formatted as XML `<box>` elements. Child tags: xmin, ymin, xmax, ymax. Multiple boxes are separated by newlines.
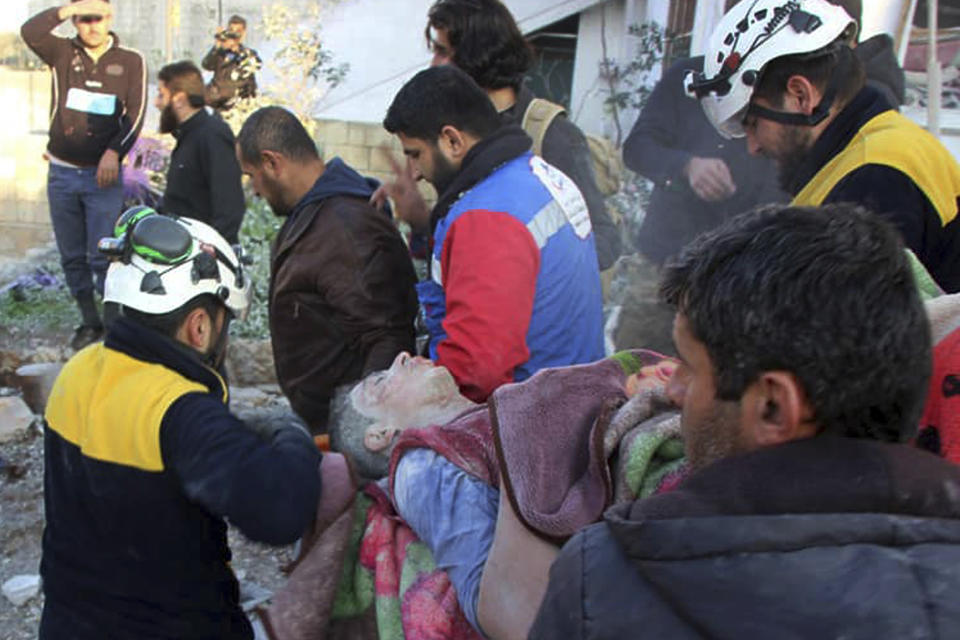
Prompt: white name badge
<box><xmin>530</xmin><ymin>155</ymin><xmax>592</xmax><ymax>239</ymax></box>
<box><xmin>65</xmin><ymin>87</ymin><xmax>117</xmax><ymax>116</ymax></box>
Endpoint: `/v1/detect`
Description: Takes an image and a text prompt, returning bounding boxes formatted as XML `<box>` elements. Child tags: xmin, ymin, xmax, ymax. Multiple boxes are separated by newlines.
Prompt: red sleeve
<box><xmin>436</xmin><ymin>210</ymin><xmax>540</xmax><ymax>402</ymax></box>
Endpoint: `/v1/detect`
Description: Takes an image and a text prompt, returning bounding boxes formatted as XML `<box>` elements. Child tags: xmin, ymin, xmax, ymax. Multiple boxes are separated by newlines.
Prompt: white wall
<box><xmin>313</xmin><ymin>0</ymin><xmax>609</xmax><ymax>124</ymax></box>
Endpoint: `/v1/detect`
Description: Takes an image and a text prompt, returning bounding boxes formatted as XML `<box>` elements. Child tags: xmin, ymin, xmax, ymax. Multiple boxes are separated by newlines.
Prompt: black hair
<box><xmin>753</xmin><ymin>36</ymin><xmax>865</xmax><ymax>109</ymax></box>
<box><xmin>383</xmin><ymin>65</ymin><xmax>501</xmax><ymax>141</ymax></box>
<box><xmin>158</xmin><ymin>60</ymin><xmax>206</xmax><ymax>108</ymax></box>
<box><xmin>425</xmin><ymin>0</ymin><xmax>533</xmax><ymax>90</ymax></box>
<box><xmin>228</xmin><ymin>14</ymin><xmax>247</xmax><ymax>28</ymax></box>
<box><xmin>124</xmin><ymin>294</ymin><xmax>223</xmax><ymax>340</ymax></box>
<box><xmin>236</xmin><ymin>106</ymin><xmax>319</xmax><ymax>166</ymax></box>
<box><xmin>660</xmin><ymin>203</ymin><xmax>931</xmax><ymax>444</ymax></box>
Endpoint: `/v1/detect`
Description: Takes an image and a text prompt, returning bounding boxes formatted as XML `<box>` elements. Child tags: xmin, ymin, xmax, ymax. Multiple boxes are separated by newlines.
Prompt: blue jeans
<box><xmin>47</xmin><ymin>163</ymin><xmax>124</xmax><ymax>297</ymax></box>
<box><xmin>393</xmin><ymin>448</ymin><xmax>499</xmax><ymax>635</ymax></box>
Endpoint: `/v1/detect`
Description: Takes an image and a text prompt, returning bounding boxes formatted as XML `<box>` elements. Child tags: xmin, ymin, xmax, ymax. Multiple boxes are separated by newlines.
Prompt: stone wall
<box><xmin>313</xmin><ymin>118</ymin><xmax>437</xmax><ymax>202</ymax></box>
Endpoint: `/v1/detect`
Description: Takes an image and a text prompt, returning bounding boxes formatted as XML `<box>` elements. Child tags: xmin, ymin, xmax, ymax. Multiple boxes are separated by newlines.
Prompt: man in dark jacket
<box><xmin>21</xmin><ymin>0</ymin><xmax>146</xmax><ymax>349</ymax></box>
<box><xmin>236</xmin><ymin>107</ymin><xmax>418</xmax><ymax>432</ymax></box>
<box><xmin>689</xmin><ymin>0</ymin><xmax>959</xmax><ymax>292</ymax></box>
<box><xmin>373</xmin><ymin>0</ymin><xmax>622</xmax><ymax>272</ymax></box>
<box><xmin>623</xmin><ymin>55</ymin><xmax>785</xmax><ymax>265</ymax></box>
<box><xmin>530</xmin><ymin>202</ymin><xmax>960</xmax><ymax>639</ymax></box>
<box><xmin>41</xmin><ymin>212</ymin><xmax>321</xmax><ymax>639</ymax></box>
<box><xmin>202</xmin><ymin>14</ymin><xmax>261</xmax><ymax>112</ymax></box>
<box><xmin>156</xmin><ymin>61</ymin><xmax>245</xmax><ymax>243</ymax></box>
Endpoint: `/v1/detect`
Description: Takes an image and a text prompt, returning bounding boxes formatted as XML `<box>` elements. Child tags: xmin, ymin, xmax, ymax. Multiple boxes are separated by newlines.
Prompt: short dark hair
<box><xmin>426</xmin><ymin>0</ymin><xmax>533</xmax><ymax>90</ymax></box>
<box><xmin>753</xmin><ymin>37</ymin><xmax>865</xmax><ymax>108</ymax></box>
<box><xmin>228</xmin><ymin>14</ymin><xmax>246</xmax><ymax>28</ymax></box>
<box><xmin>383</xmin><ymin>65</ymin><xmax>501</xmax><ymax>142</ymax></box>
<box><xmin>124</xmin><ymin>294</ymin><xmax>223</xmax><ymax>339</ymax></box>
<box><xmin>660</xmin><ymin>203</ymin><xmax>931</xmax><ymax>444</ymax></box>
<box><xmin>236</xmin><ymin>106</ymin><xmax>319</xmax><ymax>166</ymax></box>
<box><xmin>158</xmin><ymin>61</ymin><xmax>206</xmax><ymax>108</ymax></box>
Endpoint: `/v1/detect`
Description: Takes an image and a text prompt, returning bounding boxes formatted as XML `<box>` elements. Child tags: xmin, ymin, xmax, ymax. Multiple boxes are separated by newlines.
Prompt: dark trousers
<box><xmin>47</xmin><ymin>163</ymin><xmax>124</xmax><ymax>299</ymax></box>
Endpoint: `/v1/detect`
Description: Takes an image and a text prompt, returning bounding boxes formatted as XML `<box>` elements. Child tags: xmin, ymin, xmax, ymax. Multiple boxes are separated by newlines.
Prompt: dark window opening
<box><xmin>525</xmin><ymin>14</ymin><xmax>579</xmax><ymax>109</ymax></box>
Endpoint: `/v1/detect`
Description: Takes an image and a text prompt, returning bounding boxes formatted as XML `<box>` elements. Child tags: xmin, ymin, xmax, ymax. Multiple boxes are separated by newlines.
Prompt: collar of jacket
<box><xmin>272</xmin><ymin>159</ymin><xmax>377</xmax><ymax>261</ymax></box>
<box><xmin>430</xmin><ymin>124</ymin><xmax>533</xmax><ymax>232</ymax></box>
<box><xmin>70</xmin><ymin>31</ymin><xmax>121</xmax><ymax>57</ymax></box>
<box><xmin>611</xmin><ymin>435</ymin><xmax>960</xmax><ymax>527</ymax></box>
<box><xmin>173</xmin><ymin>108</ymin><xmax>210</xmax><ymax>141</ymax></box>
<box><xmin>105</xmin><ymin>316</ymin><xmax>228</xmax><ymax>402</ymax></box>
<box><xmin>784</xmin><ymin>85</ymin><xmax>893</xmax><ymax>195</ymax></box>
<box><xmin>498</xmin><ymin>85</ymin><xmax>536</xmax><ymax>127</ymax></box>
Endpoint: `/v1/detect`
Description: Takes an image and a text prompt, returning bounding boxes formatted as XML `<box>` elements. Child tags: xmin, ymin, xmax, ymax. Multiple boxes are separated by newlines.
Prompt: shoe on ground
<box><xmin>70</xmin><ymin>325</ymin><xmax>104</xmax><ymax>351</ymax></box>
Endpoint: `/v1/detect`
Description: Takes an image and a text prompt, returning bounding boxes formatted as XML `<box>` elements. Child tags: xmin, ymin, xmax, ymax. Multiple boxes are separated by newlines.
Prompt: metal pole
<box><xmin>927</xmin><ymin>0</ymin><xmax>941</xmax><ymax>137</ymax></box>
<box><xmin>165</xmin><ymin>0</ymin><xmax>173</xmax><ymax>63</ymax></box>
<box><xmin>218</xmin><ymin>0</ymin><xmax>223</xmax><ymax>27</ymax></box>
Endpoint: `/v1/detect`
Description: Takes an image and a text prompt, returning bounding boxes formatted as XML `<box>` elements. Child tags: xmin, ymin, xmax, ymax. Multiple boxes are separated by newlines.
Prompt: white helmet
<box><xmin>685</xmin><ymin>0</ymin><xmax>856</xmax><ymax>138</ymax></box>
<box><xmin>100</xmin><ymin>207</ymin><xmax>252</xmax><ymax>320</ymax></box>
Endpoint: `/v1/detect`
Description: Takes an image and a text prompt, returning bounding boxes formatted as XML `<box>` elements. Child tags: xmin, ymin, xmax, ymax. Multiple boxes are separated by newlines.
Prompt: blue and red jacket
<box><xmin>418</xmin><ymin>129</ymin><xmax>604</xmax><ymax>402</ymax></box>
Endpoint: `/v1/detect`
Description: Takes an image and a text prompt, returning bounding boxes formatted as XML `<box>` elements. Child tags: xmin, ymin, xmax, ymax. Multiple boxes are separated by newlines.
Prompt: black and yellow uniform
<box><xmin>788</xmin><ymin>86</ymin><xmax>960</xmax><ymax>293</ymax></box>
<box><xmin>40</xmin><ymin>317</ymin><xmax>321</xmax><ymax>640</ymax></box>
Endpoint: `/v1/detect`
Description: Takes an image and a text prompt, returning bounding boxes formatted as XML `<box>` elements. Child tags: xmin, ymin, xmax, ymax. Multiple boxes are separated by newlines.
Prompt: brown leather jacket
<box><xmin>269</xmin><ymin>163</ymin><xmax>418</xmax><ymax>431</ymax></box>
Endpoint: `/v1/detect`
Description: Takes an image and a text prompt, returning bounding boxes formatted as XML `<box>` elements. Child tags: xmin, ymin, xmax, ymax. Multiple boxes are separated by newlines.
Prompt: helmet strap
<box><xmin>204</xmin><ymin>312</ymin><xmax>232</xmax><ymax>370</ymax></box>
<box><xmin>745</xmin><ymin>45</ymin><xmax>849</xmax><ymax>129</ymax></box>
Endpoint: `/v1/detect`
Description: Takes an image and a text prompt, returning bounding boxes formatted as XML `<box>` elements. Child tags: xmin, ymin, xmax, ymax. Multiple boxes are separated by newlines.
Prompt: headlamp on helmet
<box><xmin>100</xmin><ymin>207</ymin><xmax>252</xmax><ymax>321</ymax></box>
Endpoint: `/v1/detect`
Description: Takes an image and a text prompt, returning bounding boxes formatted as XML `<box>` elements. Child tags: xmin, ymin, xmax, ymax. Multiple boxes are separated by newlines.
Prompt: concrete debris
<box><xmin>15</xmin><ymin>362</ymin><xmax>62</xmax><ymax>414</ymax></box>
<box><xmin>2</xmin><ymin>574</ymin><xmax>40</xmax><ymax>606</ymax></box>
<box><xmin>0</xmin><ymin>395</ymin><xmax>36</xmax><ymax>444</ymax></box>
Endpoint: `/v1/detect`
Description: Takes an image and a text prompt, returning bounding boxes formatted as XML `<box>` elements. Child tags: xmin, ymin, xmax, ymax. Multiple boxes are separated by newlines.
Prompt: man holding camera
<box><xmin>202</xmin><ymin>14</ymin><xmax>261</xmax><ymax>112</ymax></box>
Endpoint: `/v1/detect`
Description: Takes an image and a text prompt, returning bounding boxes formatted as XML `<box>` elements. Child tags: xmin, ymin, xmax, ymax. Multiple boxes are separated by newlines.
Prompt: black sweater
<box><xmin>161</xmin><ymin>109</ymin><xmax>246</xmax><ymax>244</ymax></box>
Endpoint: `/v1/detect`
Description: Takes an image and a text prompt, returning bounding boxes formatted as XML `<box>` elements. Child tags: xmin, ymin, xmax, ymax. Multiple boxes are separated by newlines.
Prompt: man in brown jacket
<box><xmin>237</xmin><ymin>107</ymin><xmax>419</xmax><ymax>432</ymax></box>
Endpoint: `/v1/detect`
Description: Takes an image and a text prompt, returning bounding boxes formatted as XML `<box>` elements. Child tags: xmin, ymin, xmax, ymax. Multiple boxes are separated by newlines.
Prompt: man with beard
<box><xmin>530</xmin><ymin>202</ymin><xmax>960</xmax><ymax>639</ymax></box>
<box><xmin>373</xmin><ymin>0</ymin><xmax>622</xmax><ymax>272</ymax></box>
<box><xmin>156</xmin><ymin>61</ymin><xmax>245</xmax><ymax>244</ymax></box>
<box><xmin>236</xmin><ymin>106</ymin><xmax>418</xmax><ymax>432</ymax></box>
<box><xmin>688</xmin><ymin>0</ymin><xmax>960</xmax><ymax>293</ymax></box>
<box><xmin>21</xmin><ymin>0</ymin><xmax>146</xmax><ymax>349</ymax></box>
<box><xmin>383</xmin><ymin>65</ymin><xmax>604</xmax><ymax>403</ymax></box>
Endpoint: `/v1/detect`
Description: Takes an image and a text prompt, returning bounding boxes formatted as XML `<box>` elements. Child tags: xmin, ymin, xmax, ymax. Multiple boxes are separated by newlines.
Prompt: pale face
<box><xmin>429</xmin><ymin>26</ymin><xmax>453</xmax><ymax>67</ymax></box>
<box><xmin>667</xmin><ymin>313</ymin><xmax>748</xmax><ymax>472</ymax></box>
<box><xmin>74</xmin><ymin>13</ymin><xmax>112</xmax><ymax>49</ymax></box>
<box><xmin>351</xmin><ymin>351</ymin><xmax>460</xmax><ymax>425</ymax></box>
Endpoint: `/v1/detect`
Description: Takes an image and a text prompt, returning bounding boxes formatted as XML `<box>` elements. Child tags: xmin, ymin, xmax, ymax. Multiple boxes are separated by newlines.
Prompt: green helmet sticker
<box><xmin>115</xmin><ymin>205</ymin><xmax>157</xmax><ymax>238</ymax></box>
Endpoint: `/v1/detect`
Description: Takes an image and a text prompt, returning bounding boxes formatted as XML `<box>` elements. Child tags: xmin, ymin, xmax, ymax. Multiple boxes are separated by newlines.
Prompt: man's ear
<box><xmin>177</xmin><ymin>306</ymin><xmax>214</xmax><ymax>351</ymax></box>
<box><xmin>741</xmin><ymin>371</ymin><xmax>817</xmax><ymax>448</ymax></box>
<box><xmin>784</xmin><ymin>74</ymin><xmax>822</xmax><ymax>116</ymax></box>
<box><xmin>260</xmin><ymin>149</ymin><xmax>284</xmax><ymax>178</ymax></box>
<box><xmin>438</xmin><ymin>125</ymin><xmax>469</xmax><ymax>159</ymax></box>
<box><xmin>363</xmin><ymin>423</ymin><xmax>398</xmax><ymax>452</ymax></box>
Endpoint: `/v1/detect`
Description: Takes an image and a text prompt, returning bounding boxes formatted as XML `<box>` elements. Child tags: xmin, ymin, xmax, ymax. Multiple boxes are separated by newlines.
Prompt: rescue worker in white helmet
<box><xmin>39</xmin><ymin>207</ymin><xmax>321</xmax><ymax>639</ymax></box>
<box><xmin>687</xmin><ymin>0</ymin><xmax>960</xmax><ymax>294</ymax></box>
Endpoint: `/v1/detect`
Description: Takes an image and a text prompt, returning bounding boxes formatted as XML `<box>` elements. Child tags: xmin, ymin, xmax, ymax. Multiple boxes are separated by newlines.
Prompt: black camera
<box><xmin>215</xmin><ymin>30</ymin><xmax>241</xmax><ymax>41</ymax></box>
